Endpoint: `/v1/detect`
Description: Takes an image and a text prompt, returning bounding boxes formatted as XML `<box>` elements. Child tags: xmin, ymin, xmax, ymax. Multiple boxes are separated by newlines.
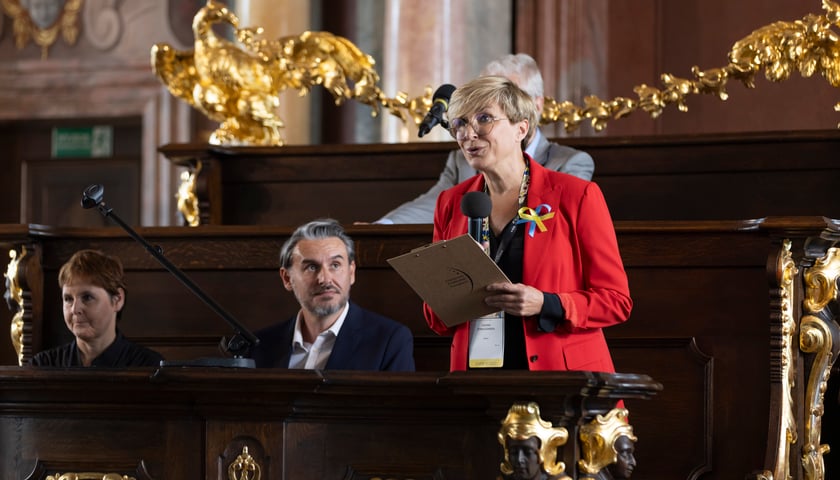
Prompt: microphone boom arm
<box><xmin>82</xmin><ymin>185</ymin><xmax>259</xmax><ymax>364</ymax></box>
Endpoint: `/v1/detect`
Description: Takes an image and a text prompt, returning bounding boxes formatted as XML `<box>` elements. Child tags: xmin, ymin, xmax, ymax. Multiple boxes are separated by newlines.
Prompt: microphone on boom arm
<box><xmin>81</xmin><ymin>184</ymin><xmax>259</xmax><ymax>368</ymax></box>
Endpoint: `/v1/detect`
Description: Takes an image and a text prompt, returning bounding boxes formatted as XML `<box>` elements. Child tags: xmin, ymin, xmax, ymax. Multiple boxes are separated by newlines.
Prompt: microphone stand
<box><xmin>81</xmin><ymin>184</ymin><xmax>258</xmax><ymax>368</ymax></box>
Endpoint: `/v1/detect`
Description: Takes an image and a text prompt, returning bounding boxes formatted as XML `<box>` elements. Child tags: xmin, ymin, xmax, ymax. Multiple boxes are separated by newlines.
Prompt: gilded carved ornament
<box><xmin>176</xmin><ymin>160</ymin><xmax>201</xmax><ymax>227</ymax></box>
<box><xmin>46</xmin><ymin>474</ymin><xmax>135</xmax><ymax>480</ymax></box>
<box><xmin>544</xmin><ymin>0</ymin><xmax>840</xmax><ymax>132</ymax></box>
<box><xmin>228</xmin><ymin>446</ymin><xmax>260</xmax><ymax>480</ymax></box>
<box><xmin>767</xmin><ymin>239</ymin><xmax>799</xmax><ymax>480</ymax></box>
<box><xmin>498</xmin><ymin>402</ymin><xmax>570</xmax><ymax>478</ymax></box>
<box><xmin>151</xmin><ymin>0</ymin><xmax>431</xmax><ymax>147</ymax></box>
<box><xmin>578</xmin><ymin>409</ymin><xmax>637</xmax><ymax>476</ymax></box>
<box><xmin>155</xmin><ymin>0</ymin><xmax>840</xmax><ymax>147</ymax></box>
<box><xmin>800</xmin><ymin>246</ymin><xmax>840</xmax><ymax>480</ymax></box>
<box><xmin>0</xmin><ymin>0</ymin><xmax>82</xmax><ymax>59</ymax></box>
<box><xmin>4</xmin><ymin>247</ymin><xmax>26</xmax><ymax>366</ymax></box>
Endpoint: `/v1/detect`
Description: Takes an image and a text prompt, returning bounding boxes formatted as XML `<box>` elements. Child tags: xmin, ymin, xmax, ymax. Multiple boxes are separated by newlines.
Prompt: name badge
<box><xmin>468</xmin><ymin>311</ymin><xmax>504</xmax><ymax>368</ymax></box>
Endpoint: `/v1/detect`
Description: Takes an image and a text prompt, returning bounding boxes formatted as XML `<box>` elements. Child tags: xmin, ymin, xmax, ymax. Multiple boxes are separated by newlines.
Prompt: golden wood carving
<box><xmin>228</xmin><ymin>445</ymin><xmax>260</xmax><ymax>480</ymax></box>
<box><xmin>152</xmin><ymin>0</ymin><xmax>430</xmax><ymax>146</ymax></box>
<box><xmin>767</xmin><ymin>239</ymin><xmax>799</xmax><ymax>480</ymax></box>
<box><xmin>498</xmin><ymin>402</ymin><xmax>569</xmax><ymax>478</ymax></box>
<box><xmin>176</xmin><ymin>160</ymin><xmax>201</xmax><ymax>227</ymax></box>
<box><xmin>154</xmin><ymin>0</ymin><xmax>840</xmax><ymax>144</ymax></box>
<box><xmin>0</xmin><ymin>0</ymin><xmax>82</xmax><ymax>59</ymax></box>
<box><xmin>542</xmin><ymin>0</ymin><xmax>840</xmax><ymax>132</ymax></box>
<box><xmin>799</xmin><ymin>315</ymin><xmax>836</xmax><ymax>480</ymax></box>
<box><xmin>46</xmin><ymin>474</ymin><xmax>135</xmax><ymax>480</ymax></box>
<box><xmin>4</xmin><ymin>247</ymin><xmax>25</xmax><ymax>366</ymax></box>
<box><xmin>800</xmin><ymin>246</ymin><xmax>840</xmax><ymax>480</ymax></box>
<box><xmin>578</xmin><ymin>408</ymin><xmax>636</xmax><ymax>476</ymax></box>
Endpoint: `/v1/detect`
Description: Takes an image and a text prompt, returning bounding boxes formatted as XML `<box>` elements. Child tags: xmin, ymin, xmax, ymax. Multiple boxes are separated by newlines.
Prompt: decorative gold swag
<box><xmin>153</xmin><ymin>0</ymin><xmax>840</xmax><ymax>143</ymax></box>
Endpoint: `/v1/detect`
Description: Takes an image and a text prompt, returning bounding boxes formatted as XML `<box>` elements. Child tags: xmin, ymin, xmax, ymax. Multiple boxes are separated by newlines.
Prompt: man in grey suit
<box><xmin>376</xmin><ymin>53</ymin><xmax>594</xmax><ymax>225</ymax></box>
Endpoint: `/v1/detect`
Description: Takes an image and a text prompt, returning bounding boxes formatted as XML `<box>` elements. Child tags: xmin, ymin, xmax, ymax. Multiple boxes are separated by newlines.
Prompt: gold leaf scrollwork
<box><xmin>0</xmin><ymin>0</ymin><xmax>82</xmax><ymax>59</ymax></box>
<box><xmin>4</xmin><ymin>247</ymin><xmax>26</xmax><ymax>366</ymax></box>
<box><xmin>154</xmin><ymin>0</ymin><xmax>840</xmax><ymax>144</ymax></box>
<box><xmin>804</xmin><ymin>248</ymin><xmax>840</xmax><ymax>314</ymax></box>
<box><xmin>772</xmin><ymin>240</ymin><xmax>798</xmax><ymax>480</ymax></box>
<box><xmin>228</xmin><ymin>445</ymin><xmax>261</xmax><ymax>480</ymax></box>
<box><xmin>541</xmin><ymin>0</ymin><xmax>840</xmax><ymax>132</ymax></box>
<box><xmin>151</xmin><ymin>0</ymin><xmax>431</xmax><ymax>146</ymax></box>
<box><xmin>800</xmin><ymin>244</ymin><xmax>840</xmax><ymax>480</ymax></box>
<box><xmin>46</xmin><ymin>473</ymin><xmax>135</xmax><ymax>480</ymax></box>
<box><xmin>799</xmin><ymin>315</ymin><xmax>836</xmax><ymax>480</ymax></box>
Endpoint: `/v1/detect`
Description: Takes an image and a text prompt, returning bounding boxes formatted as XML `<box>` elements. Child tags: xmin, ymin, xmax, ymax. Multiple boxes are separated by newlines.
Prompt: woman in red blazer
<box><xmin>424</xmin><ymin>75</ymin><xmax>632</xmax><ymax>372</ymax></box>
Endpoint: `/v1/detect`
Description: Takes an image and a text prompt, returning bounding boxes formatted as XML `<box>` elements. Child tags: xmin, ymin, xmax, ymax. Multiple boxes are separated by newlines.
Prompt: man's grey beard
<box><xmin>297</xmin><ymin>287</ymin><xmax>349</xmax><ymax>319</ymax></box>
<box><xmin>311</xmin><ymin>299</ymin><xmax>347</xmax><ymax>317</ymax></box>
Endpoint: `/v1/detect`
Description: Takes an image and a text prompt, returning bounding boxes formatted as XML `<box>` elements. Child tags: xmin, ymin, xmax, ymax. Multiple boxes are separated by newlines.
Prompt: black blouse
<box><xmin>487</xmin><ymin>220</ymin><xmax>529</xmax><ymax>369</ymax></box>
<box><xmin>28</xmin><ymin>331</ymin><xmax>164</xmax><ymax>367</ymax></box>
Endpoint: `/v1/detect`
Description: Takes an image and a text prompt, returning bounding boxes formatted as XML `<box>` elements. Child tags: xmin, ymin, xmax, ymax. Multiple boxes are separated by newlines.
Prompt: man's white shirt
<box><xmin>288</xmin><ymin>302</ymin><xmax>349</xmax><ymax>369</ymax></box>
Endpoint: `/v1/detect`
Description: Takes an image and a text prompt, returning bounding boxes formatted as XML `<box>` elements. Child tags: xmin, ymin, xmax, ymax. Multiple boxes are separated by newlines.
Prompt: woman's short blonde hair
<box><xmin>447</xmin><ymin>75</ymin><xmax>539</xmax><ymax>147</ymax></box>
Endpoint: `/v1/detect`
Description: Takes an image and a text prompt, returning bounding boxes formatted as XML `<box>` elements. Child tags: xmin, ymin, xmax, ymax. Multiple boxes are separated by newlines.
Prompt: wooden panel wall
<box><xmin>162</xmin><ymin>130</ymin><xmax>840</xmax><ymax>226</ymax></box>
<box><xmin>0</xmin><ymin>118</ymin><xmax>143</xmax><ymax>227</ymax></box>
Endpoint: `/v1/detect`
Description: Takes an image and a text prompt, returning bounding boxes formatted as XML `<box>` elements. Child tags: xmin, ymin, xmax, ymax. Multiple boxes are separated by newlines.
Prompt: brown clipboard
<box><xmin>386</xmin><ymin>234</ymin><xmax>511</xmax><ymax>327</ymax></box>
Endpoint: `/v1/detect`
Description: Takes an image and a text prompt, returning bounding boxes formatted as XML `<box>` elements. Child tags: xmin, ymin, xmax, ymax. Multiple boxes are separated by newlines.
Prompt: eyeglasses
<box><xmin>448</xmin><ymin>113</ymin><xmax>508</xmax><ymax>140</ymax></box>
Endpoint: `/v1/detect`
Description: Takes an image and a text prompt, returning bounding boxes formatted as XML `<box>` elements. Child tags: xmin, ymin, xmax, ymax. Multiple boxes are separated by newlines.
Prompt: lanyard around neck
<box><xmin>481</xmin><ymin>158</ymin><xmax>531</xmax><ymax>263</ymax></box>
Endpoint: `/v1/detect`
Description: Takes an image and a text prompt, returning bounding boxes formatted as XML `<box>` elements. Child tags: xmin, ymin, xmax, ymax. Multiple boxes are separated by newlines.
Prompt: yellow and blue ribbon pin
<box><xmin>516</xmin><ymin>204</ymin><xmax>555</xmax><ymax>237</ymax></box>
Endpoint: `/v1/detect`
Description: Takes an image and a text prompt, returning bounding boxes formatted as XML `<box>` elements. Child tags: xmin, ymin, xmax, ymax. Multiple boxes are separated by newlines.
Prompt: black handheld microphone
<box><xmin>418</xmin><ymin>83</ymin><xmax>456</xmax><ymax>138</ymax></box>
<box><xmin>460</xmin><ymin>191</ymin><xmax>492</xmax><ymax>243</ymax></box>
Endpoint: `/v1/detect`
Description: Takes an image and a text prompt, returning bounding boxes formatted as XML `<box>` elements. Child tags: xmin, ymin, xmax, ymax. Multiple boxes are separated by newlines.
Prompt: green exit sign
<box><xmin>51</xmin><ymin>126</ymin><xmax>113</xmax><ymax>158</ymax></box>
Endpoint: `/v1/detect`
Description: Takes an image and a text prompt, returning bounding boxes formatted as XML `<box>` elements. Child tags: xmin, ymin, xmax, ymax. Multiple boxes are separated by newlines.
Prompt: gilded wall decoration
<box><xmin>1</xmin><ymin>0</ymin><xmax>82</xmax><ymax>59</ymax></box>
